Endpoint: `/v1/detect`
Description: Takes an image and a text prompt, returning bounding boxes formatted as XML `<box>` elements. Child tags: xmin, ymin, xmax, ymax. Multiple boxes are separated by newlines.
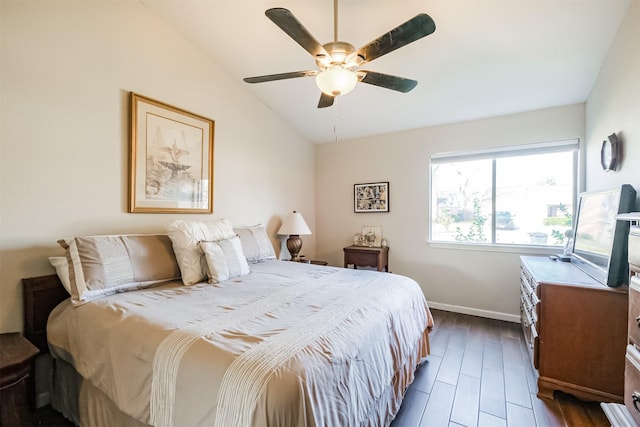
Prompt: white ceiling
<box><xmin>140</xmin><ymin>0</ymin><xmax>631</xmax><ymax>143</ymax></box>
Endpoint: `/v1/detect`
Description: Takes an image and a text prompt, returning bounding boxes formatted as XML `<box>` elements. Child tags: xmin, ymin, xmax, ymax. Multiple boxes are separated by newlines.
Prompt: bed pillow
<box><xmin>198</xmin><ymin>236</ymin><xmax>250</xmax><ymax>284</ymax></box>
<box><xmin>167</xmin><ymin>219</ymin><xmax>236</xmax><ymax>285</ymax></box>
<box><xmin>57</xmin><ymin>234</ymin><xmax>181</xmax><ymax>305</ymax></box>
<box><xmin>48</xmin><ymin>256</ymin><xmax>72</xmax><ymax>295</ymax></box>
<box><xmin>233</xmin><ymin>224</ymin><xmax>277</xmax><ymax>263</ymax></box>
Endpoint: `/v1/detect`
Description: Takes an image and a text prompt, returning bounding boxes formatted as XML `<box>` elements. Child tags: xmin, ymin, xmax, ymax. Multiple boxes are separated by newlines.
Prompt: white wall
<box><xmin>316</xmin><ymin>0</ymin><xmax>639</xmax><ymax>321</ymax></box>
<box><xmin>585</xmin><ymin>0</ymin><xmax>640</xmax><ymax>194</ymax></box>
<box><xmin>2</xmin><ymin>1</ymin><xmax>637</xmax><ymax>332</ymax></box>
<box><xmin>317</xmin><ymin>105</ymin><xmax>585</xmax><ymax>320</ymax></box>
<box><xmin>0</xmin><ymin>1</ymin><xmax>316</xmax><ymax>332</ymax></box>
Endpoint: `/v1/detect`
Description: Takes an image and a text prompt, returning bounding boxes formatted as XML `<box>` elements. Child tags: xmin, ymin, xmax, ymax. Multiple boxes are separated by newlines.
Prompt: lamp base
<box><xmin>286</xmin><ymin>235</ymin><xmax>303</xmax><ymax>261</ymax></box>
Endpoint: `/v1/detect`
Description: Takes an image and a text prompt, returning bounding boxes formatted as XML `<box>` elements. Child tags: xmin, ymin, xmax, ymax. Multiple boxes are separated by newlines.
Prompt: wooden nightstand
<box><xmin>290</xmin><ymin>258</ymin><xmax>328</xmax><ymax>266</ymax></box>
<box><xmin>0</xmin><ymin>333</ymin><xmax>40</xmax><ymax>426</ymax></box>
<box><xmin>343</xmin><ymin>246</ymin><xmax>389</xmax><ymax>272</ymax></box>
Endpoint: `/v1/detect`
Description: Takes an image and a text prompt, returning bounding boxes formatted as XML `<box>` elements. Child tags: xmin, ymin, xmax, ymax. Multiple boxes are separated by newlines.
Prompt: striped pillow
<box><xmin>57</xmin><ymin>234</ymin><xmax>181</xmax><ymax>305</ymax></box>
<box><xmin>167</xmin><ymin>219</ymin><xmax>236</xmax><ymax>285</ymax></box>
<box><xmin>199</xmin><ymin>236</ymin><xmax>250</xmax><ymax>284</ymax></box>
<box><xmin>233</xmin><ymin>225</ymin><xmax>276</xmax><ymax>263</ymax></box>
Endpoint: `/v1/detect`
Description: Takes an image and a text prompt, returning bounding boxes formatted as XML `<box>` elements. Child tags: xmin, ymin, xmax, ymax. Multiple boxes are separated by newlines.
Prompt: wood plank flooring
<box><xmin>391</xmin><ymin>309</ymin><xmax>610</xmax><ymax>427</ymax></box>
<box><xmin>30</xmin><ymin>309</ymin><xmax>610</xmax><ymax>426</ymax></box>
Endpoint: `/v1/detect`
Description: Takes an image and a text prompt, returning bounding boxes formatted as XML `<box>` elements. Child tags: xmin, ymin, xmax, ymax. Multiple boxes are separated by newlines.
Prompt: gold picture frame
<box><xmin>129</xmin><ymin>93</ymin><xmax>214</xmax><ymax>213</ymax></box>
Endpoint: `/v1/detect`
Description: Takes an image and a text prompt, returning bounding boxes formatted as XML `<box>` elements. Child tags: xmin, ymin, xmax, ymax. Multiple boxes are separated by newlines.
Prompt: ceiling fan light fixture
<box><xmin>244</xmin><ymin>7</ymin><xmax>436</xmax><ymax>108</ymax></box>
<box><xmin>316</xmin><ymin>67</ymin><xmax>358</xmax><ymax>96</ymax></box>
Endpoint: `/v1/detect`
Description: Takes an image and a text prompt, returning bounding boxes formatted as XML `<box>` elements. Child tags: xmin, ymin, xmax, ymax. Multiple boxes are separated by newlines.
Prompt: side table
<box><xmin>343</xmin><ymin>246</ymin><xmax>389</xmax><ymax>272</ymax></box>
<box><xmin>291</xmin><ymin>257</ymin><xmax>328</xmax><ymax>266</ymax></box>
<box><xmin>0</xmin><ymin>333</ymin><xmax>40</xmax><ymax>426</ymax></box>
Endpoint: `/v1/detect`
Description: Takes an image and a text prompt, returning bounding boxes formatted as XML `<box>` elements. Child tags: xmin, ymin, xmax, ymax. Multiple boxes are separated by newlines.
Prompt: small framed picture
<box><xmin>354</xmin><ymin>182</ymin><xmax>389</xmax><ymax>213</ymax></box>
<box><xmin>361</xmin><ymin>225</ymin><xmax>383</xmax><ymax>247</ymax></box>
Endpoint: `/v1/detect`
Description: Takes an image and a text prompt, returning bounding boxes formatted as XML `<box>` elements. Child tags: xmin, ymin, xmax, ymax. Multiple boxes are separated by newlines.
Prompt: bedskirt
<box><xmin>51</xmin><ymin>344</ymin><xmax>428</xmax><ymax>427</ymax></box>
<box><xmin>52</xmin><ymin>357</ymin><xmax>150</xmax><ymax>427</ymax></box>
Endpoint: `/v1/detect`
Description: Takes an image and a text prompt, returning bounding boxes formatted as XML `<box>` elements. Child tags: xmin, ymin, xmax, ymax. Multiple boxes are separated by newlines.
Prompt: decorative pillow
<box><xmin>48</xmin><ymin>256</ymin><xmax>72</xmax><ymax>295</ymax></box>
<box><xmin>57</xmin><ymin>234</ymin><xmax>181</xmax><ymax>305</ymax></box>
<box><xmin>166</xmin><ymin>219</ymin><xmax>236</xmax><ymax>285</ymax></box>
<box><xmin>198</xmin><ymin>236</ymin><xmax>250</xmax><ymax>284</ymax></box>
<box><xmin>233</xmin><ymin>225</ymin><xmax>277</xmax><ymax>263</ymax></box>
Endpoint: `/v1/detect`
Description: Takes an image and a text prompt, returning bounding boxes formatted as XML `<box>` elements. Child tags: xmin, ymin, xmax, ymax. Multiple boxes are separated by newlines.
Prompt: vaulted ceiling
<box><xmin>141</xmin><ymin>0</ymin><xmax>631</xmax><ymax>143</ymax></box>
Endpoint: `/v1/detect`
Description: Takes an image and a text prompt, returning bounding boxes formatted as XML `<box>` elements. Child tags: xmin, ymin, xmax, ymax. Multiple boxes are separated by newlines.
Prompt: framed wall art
<box><xmin>129</xmin><ymin>92</ymin><xmax>214</xmax><ymax>213</ymax></box>
<box><xmin>354</xmin><ymin>182</ymin><xmax>389</xmax><ymax>213</ymax></box>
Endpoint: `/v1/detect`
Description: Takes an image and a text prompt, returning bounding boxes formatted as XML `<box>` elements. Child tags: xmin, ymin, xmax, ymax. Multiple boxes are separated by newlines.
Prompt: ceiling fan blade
<box><xmin>318</xmin><ymin>92</ymin><xmax>335</xmax><ymax>108</ymax></box>
<box><xmin>356</xmin><ymin>14</ymin><xmax>436</xmax><ymax>65</ymax></box>
<box><xmin>243</xmin><ymin>70</ymin><xmax>317</xmax><ymax>84</ymax></box>
<box><xmin>359</xmin><ymin>71</ymin><xmax>418</xmax><ymax>93</ymax></box>
<box><xmin>265</xmin><ymin>8</ymin><xmax>329</xmax><ymax>59</ymax></box>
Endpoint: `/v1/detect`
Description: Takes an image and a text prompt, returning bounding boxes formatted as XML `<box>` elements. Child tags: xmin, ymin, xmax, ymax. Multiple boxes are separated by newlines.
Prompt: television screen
<box><xmin>574</xmin><ymin>191</ymin><xmax>622</xmax><ymax>257</ymax></box>
<box><xmin>571</xmin><ymin>184</ymin><xmax>637</xmax><ymax>286</ymax></box>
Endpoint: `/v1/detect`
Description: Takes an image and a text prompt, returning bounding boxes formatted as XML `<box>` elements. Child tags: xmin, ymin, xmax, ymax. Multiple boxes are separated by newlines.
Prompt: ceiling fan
<box><xmin>243</xmin><ymin>0</ymin><xmax>436</xmax><ymax>108</ymax></box>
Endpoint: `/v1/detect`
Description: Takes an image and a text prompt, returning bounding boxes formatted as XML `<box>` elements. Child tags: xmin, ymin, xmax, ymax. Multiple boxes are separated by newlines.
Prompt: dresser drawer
<box><xmin>520</xmin><ymin>270</ymin><xmax>539</xmax><ymax>305</ymax></box>
<box><xmin>629</xmin><ymin>227</ymin><xmax>640</xmax><ymax>270</ymax></box>
<box><xmin>625</xmin><ymin>345</ymin><xmax>640</xmax><ymax>426</ymax></box>
<box><xmin>630</xmin><ymin>277</ymin><xmax>640</xmax><ymax>348</ymax></box>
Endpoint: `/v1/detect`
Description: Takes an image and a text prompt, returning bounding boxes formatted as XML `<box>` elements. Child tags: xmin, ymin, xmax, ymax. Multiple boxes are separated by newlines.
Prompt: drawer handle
<box><xmin>633</xmin><ymin>391</ymin><xmax>640</xmax><ymax>412</ymax></box>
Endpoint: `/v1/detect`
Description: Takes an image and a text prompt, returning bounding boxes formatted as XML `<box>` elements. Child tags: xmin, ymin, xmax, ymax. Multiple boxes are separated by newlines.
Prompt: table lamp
<box><xmin>277</xmin><ymin>210</ymin><xmax>312</xmax><ymax>261</ymax></box>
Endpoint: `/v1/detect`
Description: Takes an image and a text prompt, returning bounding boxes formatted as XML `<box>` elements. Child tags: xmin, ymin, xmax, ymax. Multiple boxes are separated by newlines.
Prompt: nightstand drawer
<box><xmin>0</xmin><ymin>333</ymin><xmax>40</xmax><ymax>426</ymax></box>
<box><xmin>347</xmin><ymin>251</ymin><xmax>377</xmax><ymax>267</ymax></box>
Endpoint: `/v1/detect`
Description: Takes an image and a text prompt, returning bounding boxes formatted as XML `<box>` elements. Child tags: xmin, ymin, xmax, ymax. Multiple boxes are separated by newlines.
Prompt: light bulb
<box><xmin>315</xmin><ymin>67</ymin><xmax>358</xmax><ymax>96</ymax></box>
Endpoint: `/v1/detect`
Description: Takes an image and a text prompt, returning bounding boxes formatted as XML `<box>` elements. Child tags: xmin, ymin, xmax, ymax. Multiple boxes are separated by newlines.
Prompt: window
<box><xmin>430</xmin><ymin>139</ymin><xmax>578</xmax><ymax>247</ymax></box>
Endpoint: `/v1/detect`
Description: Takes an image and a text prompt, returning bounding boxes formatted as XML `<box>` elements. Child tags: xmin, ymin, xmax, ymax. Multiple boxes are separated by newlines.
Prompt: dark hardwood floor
<box><xmin>391</xmin><ymin>309</ymin><xmax>609</xmax><ymax>427</ymax></box>
<box><xmin>27</xmin><ymin>404</ymin><xmax>74</xmax><ymax>427</ymax></box>
<box><xmin>29</xmin><ymin>309</ymin><xmax>609</xmax><ymax>426</ymax></box>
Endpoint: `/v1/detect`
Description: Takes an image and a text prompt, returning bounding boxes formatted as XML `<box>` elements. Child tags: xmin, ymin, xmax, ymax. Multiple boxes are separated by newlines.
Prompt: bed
<box><xmin>23</xmin><ymin>220</ymin><xmax>433</xmax><ymax>427</ymax></box>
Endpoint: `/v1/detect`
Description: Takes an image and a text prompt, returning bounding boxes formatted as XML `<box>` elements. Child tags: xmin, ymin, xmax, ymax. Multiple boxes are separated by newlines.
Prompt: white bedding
<box><xmin>48</xmin><ymin>260</ymin><xmax>432</xmax><ymax>427</ymax></box>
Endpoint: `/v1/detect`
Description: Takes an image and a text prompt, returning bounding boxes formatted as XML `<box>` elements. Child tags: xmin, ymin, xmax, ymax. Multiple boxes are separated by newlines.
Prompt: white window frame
<box><xmin>428</xmin><ymin>139</ymin><xmax>580</xmax><ymax>252</ymax></box>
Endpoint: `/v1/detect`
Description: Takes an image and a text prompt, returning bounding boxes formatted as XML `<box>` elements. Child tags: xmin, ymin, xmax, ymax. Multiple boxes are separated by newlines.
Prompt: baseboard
<box><xmin>427</xmin><ymin>301</ymin><xmax>520</xmax><ymax>323</ymax></box>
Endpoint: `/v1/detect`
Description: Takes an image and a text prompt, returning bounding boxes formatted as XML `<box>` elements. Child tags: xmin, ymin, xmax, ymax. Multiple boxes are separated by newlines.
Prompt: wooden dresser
<box><xmin>520</xmin><ymin>255</ymin><xmax>628</xmax><ymax>402</ymax></box>
<box><xmin>603</xmin><ymin>222</ymin><xmax>640</xmax><ymax>426</ymax></box>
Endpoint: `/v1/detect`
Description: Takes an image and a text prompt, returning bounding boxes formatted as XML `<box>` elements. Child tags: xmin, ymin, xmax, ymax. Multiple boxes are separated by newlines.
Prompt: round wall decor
<box><xmin>601</xmin><ymin>133</ymin><xmax>621</xmax><ymax>172</ymax></box>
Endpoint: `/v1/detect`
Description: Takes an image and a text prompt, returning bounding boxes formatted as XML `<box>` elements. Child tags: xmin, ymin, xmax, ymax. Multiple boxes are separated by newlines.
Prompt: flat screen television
<box><xmin>570</xmin><ymin>184</ymin><xmax>637</xmax><ymax>286</ymax></box>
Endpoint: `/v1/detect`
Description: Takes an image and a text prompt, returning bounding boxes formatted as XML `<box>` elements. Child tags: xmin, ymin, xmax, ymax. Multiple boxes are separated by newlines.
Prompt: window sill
<box><xmin>428</xmin><ymin>240</ymin><xmax>562</xmax><ymax>255</ymax></box>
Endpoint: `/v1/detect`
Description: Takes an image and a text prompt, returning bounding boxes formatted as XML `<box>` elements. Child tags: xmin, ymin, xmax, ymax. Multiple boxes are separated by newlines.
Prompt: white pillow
<box><xmin>167</xmin><ymin>219</ymin><xmax>236</xmax><ymax>285</ymax></box>
<box><xmin>199</xmin><ymin>236</ymin><xmax>250</xmax><ymax>284</ymax></box>
<box><xmin>48</xmin><ymin>256</ymin><xmax>72</xmax><ymax>295</ymax></box>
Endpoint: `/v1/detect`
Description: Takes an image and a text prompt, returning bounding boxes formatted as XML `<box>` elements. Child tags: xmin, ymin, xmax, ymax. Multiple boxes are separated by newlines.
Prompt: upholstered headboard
<box><xmin>22</xmin><ymin>274</ymin><xmax>68</xmax><ymax>353</ymax></box>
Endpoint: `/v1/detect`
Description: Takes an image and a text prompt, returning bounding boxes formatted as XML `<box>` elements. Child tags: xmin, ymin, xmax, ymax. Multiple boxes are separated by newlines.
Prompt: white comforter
<box><xmin>48</xmin><ymin>261</ymin><xmax>432</xmax><ymax>427</ymax></box>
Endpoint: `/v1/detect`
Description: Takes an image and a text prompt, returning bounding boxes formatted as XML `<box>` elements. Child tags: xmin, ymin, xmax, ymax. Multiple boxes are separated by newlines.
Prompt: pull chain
<box><xmin>333</xmin><ymin>0</ymin><xmax>338</xmax><ymax>42</ymax></box>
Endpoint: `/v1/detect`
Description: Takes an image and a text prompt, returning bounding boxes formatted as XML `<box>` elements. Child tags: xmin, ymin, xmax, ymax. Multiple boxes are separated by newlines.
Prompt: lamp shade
<box><xmin>316</xmin><ymin>67</ymin><xmax>358</xmax><ymax>96</ymax></box>
<box><xmin>277</xmin><ymin>211</ymin><xmax>312</xmax><ymax>236</ymax></box>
